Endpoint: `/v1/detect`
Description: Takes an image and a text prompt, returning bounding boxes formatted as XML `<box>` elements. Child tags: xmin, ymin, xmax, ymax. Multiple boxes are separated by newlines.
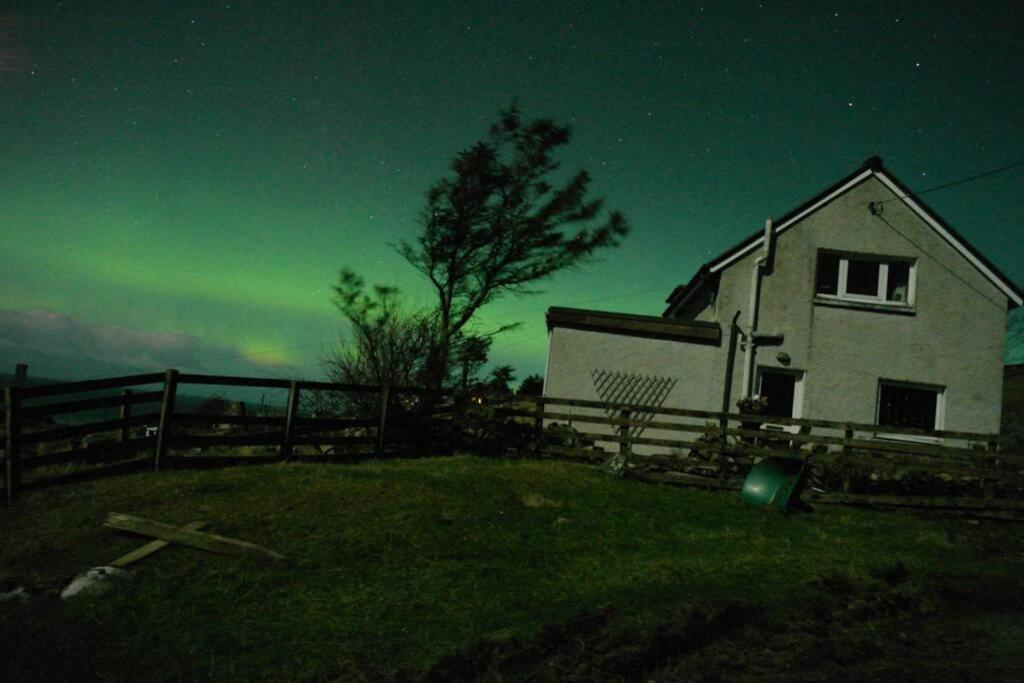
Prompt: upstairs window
<box><xmin>815</xmin><ymin>251</ymin><xmax>914</xmax><ymax>305</ymax></box>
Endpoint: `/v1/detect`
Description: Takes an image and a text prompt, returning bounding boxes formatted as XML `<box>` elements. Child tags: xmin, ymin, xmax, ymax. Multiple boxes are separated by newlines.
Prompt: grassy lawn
<box><xmin>2</xmin><ymin>455</ymin><xmax>1023</xmax><ymax>681</ymax></box>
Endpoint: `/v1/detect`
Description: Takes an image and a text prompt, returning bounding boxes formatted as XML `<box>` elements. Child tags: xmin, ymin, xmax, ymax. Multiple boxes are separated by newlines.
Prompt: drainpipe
<box><xmin>741</xmin><ymin>219</ymin><xmax>773</xmax><ymax>399</ymax></box>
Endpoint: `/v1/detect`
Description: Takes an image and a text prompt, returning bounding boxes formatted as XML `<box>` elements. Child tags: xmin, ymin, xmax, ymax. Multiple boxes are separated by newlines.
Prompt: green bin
<box><xmin>740</xmin><ymin>455</ymin><xmax>810</xmax><ymax>510</ymax></box>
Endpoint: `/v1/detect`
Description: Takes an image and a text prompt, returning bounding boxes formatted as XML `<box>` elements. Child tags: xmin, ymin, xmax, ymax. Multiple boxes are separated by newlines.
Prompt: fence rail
<box><xmin>2</xmin><ymin>368</ymin><xmax>1020</xmax><ymax>507</ymax></box>
<box><xmin>519</xmin><ymin>394</ymin><xmax>1022</xmax><ymax>503</ymax></box>
<box><xmin>1</xmin><ymin>369</ymin><xmax>458</xmax><ymax>503</ymax></box>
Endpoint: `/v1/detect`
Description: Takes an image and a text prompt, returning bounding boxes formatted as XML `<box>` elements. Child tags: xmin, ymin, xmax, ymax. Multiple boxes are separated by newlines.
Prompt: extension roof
<box><xmin>546</xmin><ymin>307</ymin><xmax>721</xmax><ymax>345</ymax></box>
<box><xmin>663</xmin><ymin>157</ymin><xmax>1024</xmax><ymax>315</ymax></box>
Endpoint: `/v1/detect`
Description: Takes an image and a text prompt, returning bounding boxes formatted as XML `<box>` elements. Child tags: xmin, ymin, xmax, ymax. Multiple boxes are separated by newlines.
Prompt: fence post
<box><xmin>842</xmin><ymin>423</ymin><xmax>854</xmax><ymax>492</ymax></box>
<box><xmin>533</xmin><ymin>396</ymin><xmax>545</xmax><ymax>455</ymax></box>
<box><xmin>120</xmin><ymin>389</ymin><xmax>133</xmax><ymax>444</ymax></box>
<box><xmin>281</xmin><ymin>381</ymin><xmax>300</xmax><ymax>459</ymax></box>
<box><xmin>154</xmin><ymin>369</ymin><xmax>179</xmax><ymax>472</ymax></box>
<box><xmin>717</xmin><ymin>412</ymin><xmax>729</xmax><ymax>479</ymax></box>
<box><xmin>618</xmin><ymin>408</ymin><xmax>631</xmax><ymax>468</ymax></box>
<box><xmin>4</xmin><ymin>386</ymin><xmax>22</xmax><ymax>504</ymax></box>
<box><xmin>376</xmin><ymin>385</ymin><xmax>390</xmax><ymax>455</ymax></box>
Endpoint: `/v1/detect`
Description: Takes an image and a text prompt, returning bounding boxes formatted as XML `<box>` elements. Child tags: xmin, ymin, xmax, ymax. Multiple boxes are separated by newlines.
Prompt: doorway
<box><xmin>756</xmin><ymin>367</ymin><xmax>804</xmax><ymax>420</ymax></box>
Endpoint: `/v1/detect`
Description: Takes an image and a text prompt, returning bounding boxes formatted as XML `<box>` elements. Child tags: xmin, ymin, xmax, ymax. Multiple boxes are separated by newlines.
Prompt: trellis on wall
<box><xmin>590</xmin><ymin>369</ymin><xmax>677</xmax><ymax>437</ymax></box>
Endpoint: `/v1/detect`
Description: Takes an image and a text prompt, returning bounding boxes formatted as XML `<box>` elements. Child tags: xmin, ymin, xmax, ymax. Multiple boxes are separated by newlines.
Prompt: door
<box><xmin>757</xmin><ymin>367</ymin><xmax>804</xmax><ymax>433</ymax></box>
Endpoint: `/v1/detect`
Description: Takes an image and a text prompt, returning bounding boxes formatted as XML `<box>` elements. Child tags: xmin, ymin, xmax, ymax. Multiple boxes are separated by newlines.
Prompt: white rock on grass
<box><xmin>61</xmin><ymin>566</ymin><xmax>131</xmax><ymax>600</ymax></box>
<box><xmin>0</xmin><ymin>585</ymin><xmax>31</xmax><ymax>603</ymax></box>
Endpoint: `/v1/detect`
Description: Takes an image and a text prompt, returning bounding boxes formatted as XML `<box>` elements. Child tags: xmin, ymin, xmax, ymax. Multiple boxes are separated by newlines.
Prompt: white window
<box><xmin>815</xmin><ymin>251</ymin><xmax>915</xmax><ymax>306</ymax></box>
<box><xmin>876</xmin><ymin>380</ymin><xmax>945</xmax><ymax>433</ymax></box>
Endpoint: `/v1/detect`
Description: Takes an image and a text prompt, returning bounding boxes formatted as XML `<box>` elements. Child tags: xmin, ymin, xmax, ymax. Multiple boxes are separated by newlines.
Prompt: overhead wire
<box><xmin>867</xmin><ymin>156</ymin><xmax>1024</xmax><ymax>312</ymax></box>
<box><xmin>869</xmin><ymin>211</ymin><xmax>1009</xmax><ymax>312</ymax></box>
<box><xmin>873</xmin><ymin>158</ymin><xmax>1024</xmax><ymax>206</ymax></box>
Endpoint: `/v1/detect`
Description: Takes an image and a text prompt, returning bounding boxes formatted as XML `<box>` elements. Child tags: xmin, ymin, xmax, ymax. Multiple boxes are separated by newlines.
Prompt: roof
<box><xmin>664</xmin><ymin>157</ymin><xmax>1024</xmax><ymax>314</ymax></box>
<box><xmin>547</xmin><ymin>306</ymin><xmax>721</xmax><ymax>345</ymax></box>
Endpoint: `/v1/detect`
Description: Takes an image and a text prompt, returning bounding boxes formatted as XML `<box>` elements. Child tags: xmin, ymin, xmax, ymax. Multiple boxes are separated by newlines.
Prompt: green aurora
<box><xmin>2</xmin><ymin>1</ymin><xmax>1022</xmax><ymax>382</ymax></box>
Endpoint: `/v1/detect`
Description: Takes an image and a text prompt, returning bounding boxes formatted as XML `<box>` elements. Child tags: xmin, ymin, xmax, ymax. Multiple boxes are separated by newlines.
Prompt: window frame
<box><xmin>814</xmin><ymin>251</ymin><xmax>916</xmax><ymax>308</ymax></box>
<box><xmin>874</xmin><ymin>379</ymin><xmax>945</xmax><ymax>443</ymax></box>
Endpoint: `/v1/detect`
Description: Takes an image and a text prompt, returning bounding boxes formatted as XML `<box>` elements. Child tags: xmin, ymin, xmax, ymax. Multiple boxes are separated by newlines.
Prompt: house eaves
<box><xmin>548</xmin><ymin>306</ymin><xmax>721</xmax><ymax>345</ymax></box>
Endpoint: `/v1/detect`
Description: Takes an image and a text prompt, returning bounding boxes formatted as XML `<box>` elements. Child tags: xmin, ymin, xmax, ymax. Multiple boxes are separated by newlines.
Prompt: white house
<box><xmin>543</xmin><ymin>157</ymin><xmax>1022</xmax><ymax>437</ymax></box>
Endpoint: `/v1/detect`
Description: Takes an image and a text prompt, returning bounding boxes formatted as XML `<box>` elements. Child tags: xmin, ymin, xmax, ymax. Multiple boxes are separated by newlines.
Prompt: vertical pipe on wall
<box><xmin>741</xmin><ymin>219</ymin><xmax>774</xmax><ymax>398</ymax></box>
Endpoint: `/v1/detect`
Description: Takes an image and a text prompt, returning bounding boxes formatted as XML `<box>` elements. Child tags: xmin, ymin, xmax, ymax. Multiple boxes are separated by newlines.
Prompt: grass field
<box><xmin>2</xmin><ymin>455</ymin><xmax>1023</xmax><ymax>681</ymax></box>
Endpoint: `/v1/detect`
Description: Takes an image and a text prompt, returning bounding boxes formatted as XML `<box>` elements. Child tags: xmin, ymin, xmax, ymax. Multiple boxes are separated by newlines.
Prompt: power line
<box><xmin>874</xmin><ymin>158</ymin><xmax>1024</xmax><ymax>206</ymax></box>
<box><xmin>870</xmin><ymin>211</ymin><xmax>1008</xmax><ymax>312</ymax></box>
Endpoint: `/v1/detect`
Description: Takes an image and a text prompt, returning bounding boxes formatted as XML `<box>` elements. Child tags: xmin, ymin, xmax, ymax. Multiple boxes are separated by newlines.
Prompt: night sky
<box><xmin>2</xmin><ymin>1</ymin><xmax>1023</xmax><ymax>384</ymax></box>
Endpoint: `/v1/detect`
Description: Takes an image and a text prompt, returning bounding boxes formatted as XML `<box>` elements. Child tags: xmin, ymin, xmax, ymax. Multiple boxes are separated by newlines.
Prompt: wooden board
<box><xmin>20</xmin><ymin>390</ymin><xmax>164</xmax><ymax>418</ymax></box>
<box><xmin>627</xmin><ymin>469</ymin><xmax>740</xmax><ymax>491</ymax></box>
<box><xmin>16</xmin><ymin>373</ymin><xmax>165</xmax><ymax>399</ymax></box>
<box><xmin>105</xmin><ymin>512</ymin><xmax>287</xmax><ymax>561</ymax></box>
<box><xmin>806</xmin><ymin>492</ymin><xmax>1024</xmax><ymax>511</ymax></box>
<box><xmin>110</xmin><ymin>521</ymin><xmax>207</xmax><ymax>567</ymax></box>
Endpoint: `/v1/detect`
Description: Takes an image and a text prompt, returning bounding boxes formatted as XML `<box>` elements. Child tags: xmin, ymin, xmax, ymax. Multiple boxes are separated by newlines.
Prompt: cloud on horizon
<box><xmin>0</xmin><ymin>308</ymin><xmax>300</xmax><ymax>379</ymax></box>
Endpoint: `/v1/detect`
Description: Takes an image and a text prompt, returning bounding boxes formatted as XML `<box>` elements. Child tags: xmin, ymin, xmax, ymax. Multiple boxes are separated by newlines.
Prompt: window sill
<box><xmin>813</xmin><ymin>295</ymin><xmax>916</xmax><ymax>315</ymax></box>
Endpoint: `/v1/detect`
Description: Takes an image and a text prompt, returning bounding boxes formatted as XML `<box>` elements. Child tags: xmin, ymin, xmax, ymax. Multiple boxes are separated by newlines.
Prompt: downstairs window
<box><xmin>876</xmin><ymin>380</ymin><xmax>944</xmax><ymax>432</ymax></box>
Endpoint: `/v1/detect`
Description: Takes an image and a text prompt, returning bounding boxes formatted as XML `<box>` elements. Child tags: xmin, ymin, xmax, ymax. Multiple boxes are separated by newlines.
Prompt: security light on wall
<box><xmin>751</xmin><ymin>331</ymin><xmax>784</xmax><ymax>345</ymax></box>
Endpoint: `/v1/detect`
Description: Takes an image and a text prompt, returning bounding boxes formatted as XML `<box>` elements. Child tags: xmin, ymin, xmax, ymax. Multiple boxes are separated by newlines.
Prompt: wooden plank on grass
<box><xmin>105</xmin><ymin>512</ymin><xmax>287</xmax><ymax>561</ymax></box>
<box><xmin>628</xmin><ymin>469</ymin><xmax>741</xmax><ymax>491</ymax></box>
<box><xmin>806</xmin><ymin>492</ymin><xmax>1024</xmax><ymax>511</ymax></box>
<box><xmin>110</xmin><ymin>521</ymin><xmax>208</xmax><ymax>567</ymax></box>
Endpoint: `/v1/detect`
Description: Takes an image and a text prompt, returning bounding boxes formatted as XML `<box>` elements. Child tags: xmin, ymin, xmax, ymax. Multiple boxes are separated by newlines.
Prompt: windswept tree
<box><xmin>325</xmin><ymin>269</ymin><xmax>437</xmax><ymax>413</ymax></box>
<box><xmin>451</xmin><ymin>333</ymin><xmax>492</xmax><ymax>393</ymax></box>
<box><xmin>397</xmin><ymin>104</ymin><xmax>630</xmax><ymax>389</ymax></box>
<box><xmin>517</xmin><ymin>374</ymin><xmax>544</xmax><ymax>397</ymax></box>
<box><xmin>485</xmin><ymin>364</ymin><xmax>516</xmax><ymax>399</ymax></box>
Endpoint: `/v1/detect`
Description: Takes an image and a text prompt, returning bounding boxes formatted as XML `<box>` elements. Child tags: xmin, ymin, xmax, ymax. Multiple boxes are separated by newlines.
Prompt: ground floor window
<box><xmin>876</xmin><ymin>380</ymin><xmax>944</xmax><ymax>431</ymax></box>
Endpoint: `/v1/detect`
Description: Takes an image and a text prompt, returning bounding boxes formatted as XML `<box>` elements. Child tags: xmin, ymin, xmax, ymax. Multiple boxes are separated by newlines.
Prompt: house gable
<box><xmin>665</xmin><ymin>158</ymin><xmax>1023</xmax><ymax>317</ymax></box>
<box><xmin>703</xmin><ymin>171</ymin><xmax>1009</xmax><ymax>432</ymax></box>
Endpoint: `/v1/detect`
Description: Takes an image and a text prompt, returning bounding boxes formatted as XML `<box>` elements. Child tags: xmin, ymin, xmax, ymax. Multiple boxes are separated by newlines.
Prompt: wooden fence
<box><xmin>505</xmin><ymin>395</ymin><xmax>1024</xmax><ymax>507</ymax></box>
<box><xmin>3</xmin><ymin>370</ymin><xmax>1022</xmax><ymax>509</ymax></box>
<box><xmin>1</xmin><ymin>370</ymin><xmax>453</xmax><ymax>503</ymax></box>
